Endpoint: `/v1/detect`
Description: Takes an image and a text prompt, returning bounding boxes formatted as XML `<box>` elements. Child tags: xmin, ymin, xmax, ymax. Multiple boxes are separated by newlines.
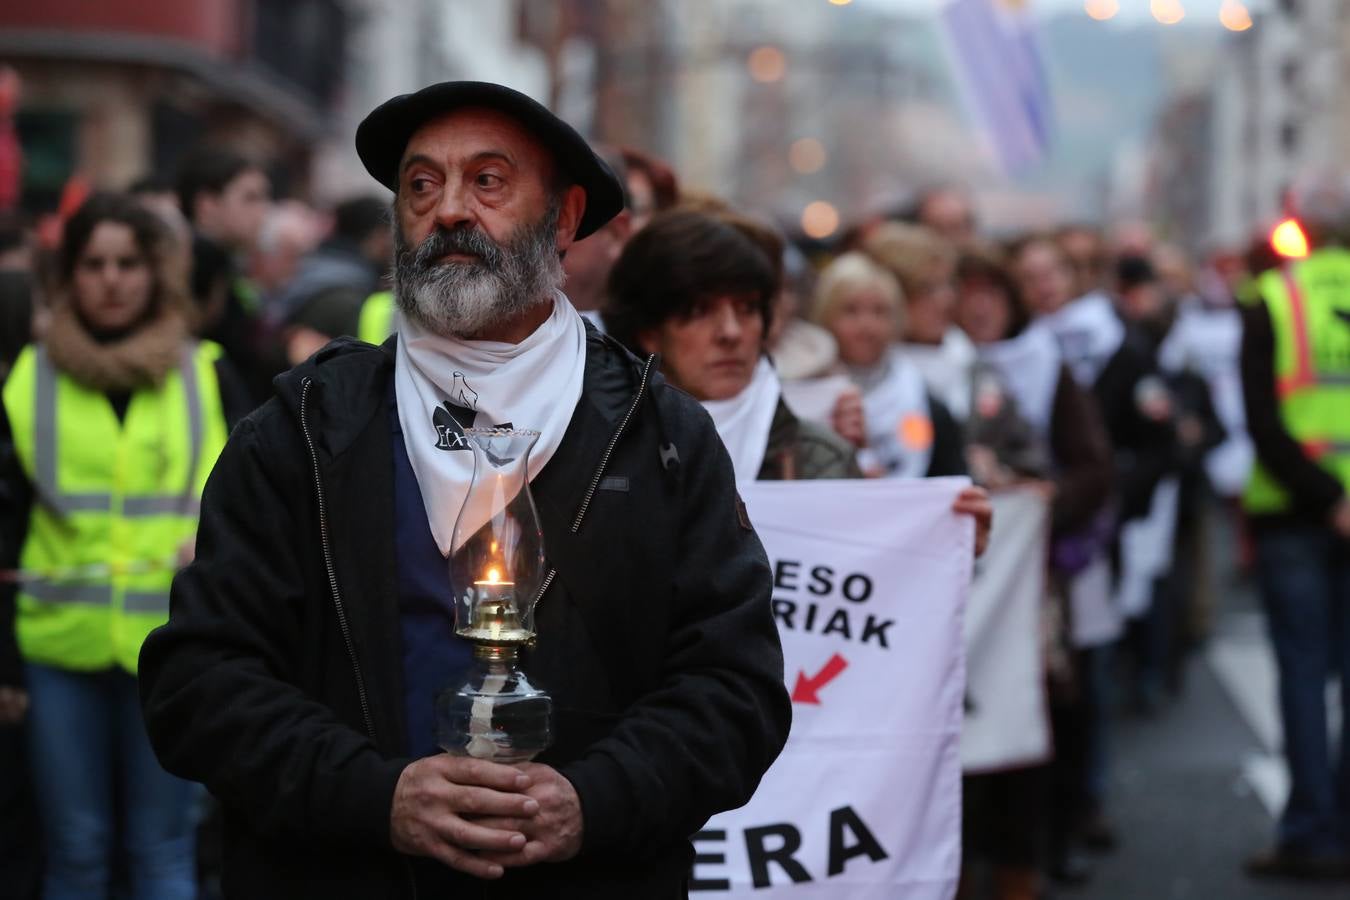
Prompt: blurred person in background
<box><xmin>272</xmin><ymin>195</ymin><xmax>394</xmax><ymax>363</ymax></box>
<box><xmin>1110</xmin><ymin>219</ymin><xmax>1154</xmax><ymax>260</ymax></box>
<box><xmin>1013</xmin><ymin>236</ymin><xmax>1173</xmax><ymax>527</ymax></box>
<box><xmin>619</xmin><ymin>146</ymin><xmax>679</xmax><ymax>231</ymax></box>
<box><xmin>863</xmin><ymin>221</ymin><xmax>976</xmax><ymax>421</ymax></box>
<box><xmin>765</xmin><ymin>240</ymin><xmax>839</xmax><ymax>381</ymax></box>
<box><xmin>1115</xmin><ymin>255</ymin><xmax>1224</xmax><ymax>707</ymax></box>
<box><xmin>1013</xmin><ymin>234</ymin><xmax>1143</xmax><ymax>880</ymax></box>
<box><xmin>251</xmin><ymin>200</ymin><xmax>323</xmax><ymax>304</ymax></box>
<box><xmin>0</xmin><ymin>193</ymin><xmax>243</xmax><ymax>899</ymax></box>
<box><xmin>176</xmin><ymin>147</ymin><xmax>275</xmax><ymax>404</ymax></box>
<box><xmin>954</xmin><ymin>245</ymin><xmax>1114</xmax><ymax>898</ymax></box>
<box><xmin>606</xmin><ymin>207</ymin><xmax>860</xmax><ymax>482</ymax></box>
<box><xmin>1240</xmin><ymin>175</ymin><xmax>1350</xmax><ymax>881</ymax></box>
<box><xmin>562</xmin><ymin>147</ymin><xmax>631</xmax><ymax>331</ymax></box>
<box><xmin>812</xmin><ymin>250</ymin><xmax>966</xmax><ymax>479</ymax></box>
<box><xmin>1056</xmin><ymin>224</ymin><xmax>1109</xmax><ymax>300</ymax></box>
<box><xmin>913</xmin><ymin>183</ymin><xmax>977</xmax><ymax>247</ymax></box>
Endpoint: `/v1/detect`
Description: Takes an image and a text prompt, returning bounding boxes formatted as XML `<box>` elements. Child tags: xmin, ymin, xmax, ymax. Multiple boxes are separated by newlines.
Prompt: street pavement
<box><xmin>1073</xmin><ymin>578</ymin><xmax>1347</xmax><ymax>899</ymax></box>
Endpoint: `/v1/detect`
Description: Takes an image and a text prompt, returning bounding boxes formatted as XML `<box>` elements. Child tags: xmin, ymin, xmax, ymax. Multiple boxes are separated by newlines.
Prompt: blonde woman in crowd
<box><xmin>812</xmin><ymin>251</ymin><xmax>966</xmax><ymax>479</ymax></box>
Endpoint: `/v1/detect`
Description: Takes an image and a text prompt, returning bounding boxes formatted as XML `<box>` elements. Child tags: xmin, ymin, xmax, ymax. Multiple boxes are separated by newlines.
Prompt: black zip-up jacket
<box><xmin>138</xmin><ymin>329</ymin><xmax>791</xmax><ymax>899</ymax></box>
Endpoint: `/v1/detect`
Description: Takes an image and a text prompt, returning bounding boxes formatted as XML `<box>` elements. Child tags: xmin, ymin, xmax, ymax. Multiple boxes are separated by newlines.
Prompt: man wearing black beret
<box><xmin>138</xmin><ymin>82</ymin><xmax>791</xmax><ymax>898</ymax></box>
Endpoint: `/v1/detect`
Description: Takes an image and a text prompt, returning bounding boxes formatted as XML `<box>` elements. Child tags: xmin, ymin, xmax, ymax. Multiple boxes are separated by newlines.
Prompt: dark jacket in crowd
<box><xmin>925</xmin><ymin>394</ymin><xmax>969</xmax><ymax>478</ymax></box>
<box><xmin>190</xmin><ymin>233</ymin><xmax>284</xmax><ymax>406</ymax></box>
<box><xmin>1241</xmin><ymin>299</ymin><xmax>1346</xmax><ymax>530</ymax></box>
<box><xmin>271</xmin><ymin>236</ymin><xmax>382</xmax><ymax>336</ymax></box>
<box><xmin>1047</xmin><ymin>366</ymin><xmax>1115</xmax><ymax>537</ymax></box>
<box><xmin>758</xmin><ymin>399</ymin><xmax>862</xmax><ymax>481</ymax></box>
<box><xmin>138</xmin><ymin>327</ymin><xmax>791</xmax><ymax>900</ymax></box>
<box><xmin>1092</xmin><ymin>326</ymin><xmax>1177</xmax><ymax>522</ymax></box>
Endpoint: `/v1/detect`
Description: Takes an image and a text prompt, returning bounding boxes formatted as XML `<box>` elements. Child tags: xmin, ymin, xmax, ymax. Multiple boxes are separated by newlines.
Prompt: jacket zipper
<box><xmin>300</xmin><ymin>378</ymin><xmax>376</xmax><ymax>740</ymax></box>
<box><xmin>528</xmin><ymin>353</ymin><xmax>658</xmax><ymax>611</ymax></box>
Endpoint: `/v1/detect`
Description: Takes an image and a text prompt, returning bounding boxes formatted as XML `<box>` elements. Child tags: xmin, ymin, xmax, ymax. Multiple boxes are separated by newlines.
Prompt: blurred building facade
<box><xmin>1204</xmin><ymin>0</ymin><xmax>1348</xmax><ymax>246</ymax></box>
<box><xmin>0</xmin><ymin>0</ymin><xmax>352</xmax><ymax>210</ymax></box>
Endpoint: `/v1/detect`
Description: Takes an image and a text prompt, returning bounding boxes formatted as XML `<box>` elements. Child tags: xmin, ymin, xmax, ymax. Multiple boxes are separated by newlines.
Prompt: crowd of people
<box><xmin>0</xmin><ymin>75</ymin><xmax>1347</xmax><ymax>900</ymax></box>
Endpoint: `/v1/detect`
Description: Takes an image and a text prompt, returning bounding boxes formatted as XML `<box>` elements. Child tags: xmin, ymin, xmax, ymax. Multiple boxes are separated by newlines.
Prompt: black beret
<box><xmin>355</xmin><ymin>81</ymin><xmax>625</xmax><ymax>239</ymax></box>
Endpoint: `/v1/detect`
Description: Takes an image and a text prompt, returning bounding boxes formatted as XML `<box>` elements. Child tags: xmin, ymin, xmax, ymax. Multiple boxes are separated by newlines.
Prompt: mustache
<box><xmin>402</xmin><ymin>225</ymin><xmax>506</xmax><ymax>273</ymax></box>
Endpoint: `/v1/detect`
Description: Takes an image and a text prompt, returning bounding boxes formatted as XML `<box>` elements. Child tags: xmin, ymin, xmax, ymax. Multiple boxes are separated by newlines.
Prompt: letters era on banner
<box><xmin>693</xmin><ymin>477</ymin><xmax>972</xmax><ymax>900</ymax></box>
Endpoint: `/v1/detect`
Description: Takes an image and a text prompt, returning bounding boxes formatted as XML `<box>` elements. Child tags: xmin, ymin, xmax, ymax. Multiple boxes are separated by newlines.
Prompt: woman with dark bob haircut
<box><xmin>604</xmin><ymin>207</ymin><xmax>860</xmax><ymax>481</ymax></box>
<box><xmin>0</xmin><ymin>192</ymin><xmax>246</xmax><ymax>898</ymax></box>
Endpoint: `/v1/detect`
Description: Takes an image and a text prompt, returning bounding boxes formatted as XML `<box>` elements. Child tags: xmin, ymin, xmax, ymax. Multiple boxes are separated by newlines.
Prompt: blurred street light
<box><xmin>801</xmin><ymin>201</ymin><xmax>840</xmax><ymax>238</ymax></box>
<box><xmin>1084</xmin><ymin>0</ymin><xmax>1120</xmax><ymax>21</ymax></box>
<box><xmin>827</xmin><ymin>0</ymin><xmax>854</xmax><ymax>5</ymax></box>
<box><xmin>1219</xmin><ymin>0</ymin><xmax>1253</xmax><ymax>31</ymax></box>
<box><xmin>748</xmin><ymin>46</ymin><xmax>788</xmax><ymax>84</ymax></box>
<box><xmin>1151</xmin><ymin>0</ymin><xmax>1185</xmax><ymax>25</ymax></box>
<box><xmin>789</xmin><ymin>138</ymin><xmax>827</xmax><ymax>174</ymax></box>
<box><xmin>1271</xmin><ymin>218</ymin><xmax>1309</xmax><ymax>258</ymax></box>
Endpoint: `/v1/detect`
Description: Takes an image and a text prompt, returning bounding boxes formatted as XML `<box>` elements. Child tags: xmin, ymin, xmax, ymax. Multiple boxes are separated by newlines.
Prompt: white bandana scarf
<box><xmin>976</xmin><ymin>323</ymin><xmax>1063</xmax><ymax>438</ymax></box>
<box><xmin>701</xmin><ymin>357</ymin><xmax>781</xmax><ymax>484</ymax></box>
<box><xmin>850</xmin><ymin>349</ymin><xmax>933</xmax><ymax>479</ymax></box>
<box><xmin>394</xmin><ymin>294</ymin><xmax>587</xmax><ymax>555</ymax></box>
<box><xmin>1038</xmin><ymin>291</ymin><xmax>1124</xmax><ymax>389</ymax></box>
<box><xmin>897</xmin><ymin>327</ymin><xmax>977</xmax><ymax>421</ymax></box>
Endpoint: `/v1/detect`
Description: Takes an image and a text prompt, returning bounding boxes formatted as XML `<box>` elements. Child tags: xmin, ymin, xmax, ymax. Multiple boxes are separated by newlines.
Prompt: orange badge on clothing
<box><xmin>899</xmin><ymin>414</ymin><xmax>935</xmax><ymax>451</ymax></box>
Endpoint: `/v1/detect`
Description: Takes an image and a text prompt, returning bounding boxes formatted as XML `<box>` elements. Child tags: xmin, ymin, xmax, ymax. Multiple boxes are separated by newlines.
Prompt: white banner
<box><xmin>693</xmin><ymin>478</ymin><xmax>972</xmax><ymax>899</ymax></box>
<box><xmin>961</xmin><ymin>487</ymin><xmax>1052</xmax><ymax>773</ymax></box>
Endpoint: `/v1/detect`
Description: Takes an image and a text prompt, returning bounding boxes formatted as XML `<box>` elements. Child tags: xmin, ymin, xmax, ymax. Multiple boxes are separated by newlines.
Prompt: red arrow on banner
<box><xmin>791</xmin><ymin>653</ymin><xmax>849</xmax><ymax>704</ymax></box>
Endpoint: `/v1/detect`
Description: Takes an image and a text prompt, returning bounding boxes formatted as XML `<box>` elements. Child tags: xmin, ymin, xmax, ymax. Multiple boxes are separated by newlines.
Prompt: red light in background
<box><xmin>1271</xmin><ymin>218</ymin><xmax>1309</xmax><ymax>259</ymax></box>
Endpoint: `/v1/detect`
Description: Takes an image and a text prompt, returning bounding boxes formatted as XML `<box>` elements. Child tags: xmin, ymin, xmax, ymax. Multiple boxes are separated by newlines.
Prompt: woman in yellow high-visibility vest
<box><xmin>0</xmin><ymin>193</ymin><xmax>243</xmax><ymax>899</ymax></box>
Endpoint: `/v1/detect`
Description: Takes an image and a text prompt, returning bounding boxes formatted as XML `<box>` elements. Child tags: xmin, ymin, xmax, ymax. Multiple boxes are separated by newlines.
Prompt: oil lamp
<box><xmin>436</xmin><ymin>428</ymin><xmax>552</xmax><ymax>763</ymax></box>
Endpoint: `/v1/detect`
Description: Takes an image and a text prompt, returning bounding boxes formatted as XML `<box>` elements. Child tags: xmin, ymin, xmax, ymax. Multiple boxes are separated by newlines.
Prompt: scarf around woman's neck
<box><xmin>700</xmin><ymin>356</ymin><xmax>782</xmax><ymax>484</ymax></box>
<box><xmin>43</xmin><ymin>301</ymin><xmax>189</xmax><ymax>393</ymax></box>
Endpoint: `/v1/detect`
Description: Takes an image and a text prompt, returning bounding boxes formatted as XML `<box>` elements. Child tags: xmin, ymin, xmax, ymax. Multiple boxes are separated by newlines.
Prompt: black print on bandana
<box><xmin>433</xmin><ymin>372</ymin><xmax>479</xmax><ymax>451</ymax></box>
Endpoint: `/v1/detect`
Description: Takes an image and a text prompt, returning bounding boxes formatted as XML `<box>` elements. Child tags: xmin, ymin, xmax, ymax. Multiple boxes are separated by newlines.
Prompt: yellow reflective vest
<box><xmin>1242</xmin><ymin>250</ymin><xmax>1350</xmax><ymax>514</ymax></box>
<box><xmin>358</xmin><ymin>291</ymin><xmax>397</xmax><ymax>345</ymax></box>
<box><xmin>1</xmin><ymin>341</ymin><xmax>229</xmax><ymax>673</ymax></box>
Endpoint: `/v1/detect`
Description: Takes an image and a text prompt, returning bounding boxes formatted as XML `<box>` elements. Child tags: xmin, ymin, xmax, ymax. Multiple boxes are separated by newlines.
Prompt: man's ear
<box><xmin>554</xmin><ymin>184</ymin><xmax>588</xmax><ymax>254</ymax></box>
<box><xmin>636</xmin><ymin>326</ymin><xmax>661</xmax><ymax>357</ymax></box>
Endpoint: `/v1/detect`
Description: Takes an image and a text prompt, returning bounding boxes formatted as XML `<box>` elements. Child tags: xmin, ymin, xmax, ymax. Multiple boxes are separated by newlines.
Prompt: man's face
<box><xmin>392</xmin><ymin>107</ymin><xmax>585</xmax><ymax>337</ymax></box>
<box><xmin>640</xmin><ymin>293</ymin><xmax>764</xmax><ymax>402</ymax></box>
<box><xmin>1014</xmin><ymin>242</ymin><xmax>1074</xmax><ymax>317</ymax></box>
<box><xmin>920</xmin><ymin>191</ymin><xmax>974</xmax><ymax>246</ymax></box>
<box><xmin>201</xmin><ymin>169</ymin><xmax>270</xmax><ymax>252</ymax></box>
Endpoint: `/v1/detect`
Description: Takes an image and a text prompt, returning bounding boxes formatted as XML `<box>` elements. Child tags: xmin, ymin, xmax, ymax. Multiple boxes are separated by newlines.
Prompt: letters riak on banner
<box><xmin>693</xmin><ymin>478</ymin><xmax>972</xmax><ymax>900</ymax></box>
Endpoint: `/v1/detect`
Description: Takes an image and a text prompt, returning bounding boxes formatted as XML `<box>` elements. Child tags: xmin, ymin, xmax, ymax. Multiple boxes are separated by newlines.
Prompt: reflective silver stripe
<box><xmin>123</xmin><ymin>592</ymin><xmax>171</xmax><ymax>614</ymax></box>
<box><xmin>22</xmin><ymin>580</ymin><xmax>112</xmax><ymax>606</ymax></box>
<box><xmin>122</xmin><ymin>496</ymin><xmax>201</xmax><ymax>517</ymax></box>
<box><xmin>33</xmin><ymin>347</ymin><xmax>111</xmax><ymax>516</ymax></box>
<box><xmin>61</xmin><ymin>494</ymin><xmax>114</xmax><ymax>512</ymax></box>
<box><xmin>1312</xmin><ymin>373</ymin><xmax>1350</xmax><ymax>387</ymax></box>
<box><xmin>181</xmin><ymin>345</ymin><xmax>203</xmax><ymax>504</ymax></box>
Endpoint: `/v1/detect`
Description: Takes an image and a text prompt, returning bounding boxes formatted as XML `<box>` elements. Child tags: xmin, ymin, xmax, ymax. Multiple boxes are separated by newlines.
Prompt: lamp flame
<box><xmin>487</xmin><ymin>567</ymin><xmax>501</xmax><ymax>584</ymax></box>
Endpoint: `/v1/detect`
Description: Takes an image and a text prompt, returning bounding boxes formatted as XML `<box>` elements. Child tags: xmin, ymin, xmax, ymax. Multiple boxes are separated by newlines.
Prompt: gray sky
<box><xmin>861</xmin><ymin>0</ymin><xmax>1267</xmax><ymax>25</ymax></box>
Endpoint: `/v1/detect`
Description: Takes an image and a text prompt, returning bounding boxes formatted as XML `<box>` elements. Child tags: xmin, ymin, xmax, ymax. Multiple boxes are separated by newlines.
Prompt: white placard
<box><xmin>693</xmin><ymin>478</ymin><xmax>972</xmax><ymax>900</ymax></box>
<box><xmin>962</xmin><ymin>486</ymin><xmax>1052</xmax><ymax>773</ymax></box>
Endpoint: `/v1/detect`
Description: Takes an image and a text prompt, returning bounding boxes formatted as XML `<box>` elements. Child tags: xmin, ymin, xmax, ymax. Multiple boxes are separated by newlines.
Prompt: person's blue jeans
<box><xmin>1254</xmin><ymin>526</ymin><xmax>1350</xmax><ymax>856</ymax></box>
<box><xmin>24</xmin><ymin>663</ymin><xmax>197</xmax><ymax>900</ymax></box>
